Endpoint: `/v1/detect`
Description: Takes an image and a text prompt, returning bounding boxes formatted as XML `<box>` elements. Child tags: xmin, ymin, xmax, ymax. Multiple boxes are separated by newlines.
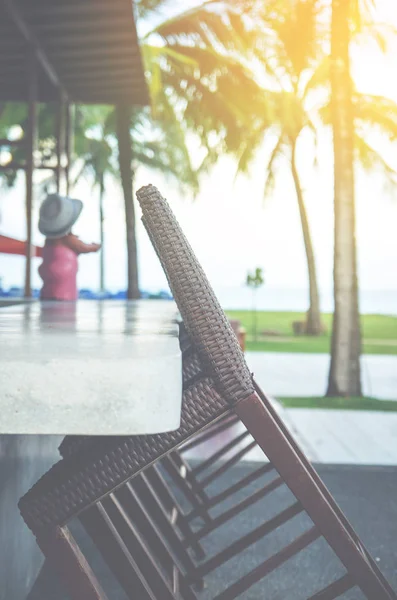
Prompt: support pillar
<box><xmin>24</xmin><ymin>46</ymin><xmax>38</xmax><ymax>298</ymax></box>
<box><xmin>64</xmin><ymin>102</ymin><xmax>73</xmax><ymax>195</ymax></box>
<box><xmin>55</xmin><ymin>99</ymin><xmax>65</xmax><ymax>194</ymax></box>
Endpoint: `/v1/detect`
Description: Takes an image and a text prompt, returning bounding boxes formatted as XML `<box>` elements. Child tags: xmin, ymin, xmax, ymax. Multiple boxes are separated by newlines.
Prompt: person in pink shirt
<box><xmin>38</xmin><ymin>194</ymin><xmax>100</xmax><ymax>301</ymax></box>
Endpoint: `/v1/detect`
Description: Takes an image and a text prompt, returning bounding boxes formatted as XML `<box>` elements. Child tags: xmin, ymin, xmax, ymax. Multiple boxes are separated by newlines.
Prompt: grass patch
<box><xmin>280</xmin><ymin>396</ymin><xmax>397</xmax><ymax>411</ymax></box>
<box><xmin>226</xmin><ymin>310</ymin><xmax>397</xmax><ymax>355</ymax></box>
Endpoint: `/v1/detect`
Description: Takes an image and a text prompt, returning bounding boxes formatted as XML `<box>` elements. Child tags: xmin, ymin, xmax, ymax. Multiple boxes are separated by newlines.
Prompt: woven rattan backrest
<box><xmin>136</xmin><ymin>184</ymin><xmax>254</xmax><ymax>404</ymax></box>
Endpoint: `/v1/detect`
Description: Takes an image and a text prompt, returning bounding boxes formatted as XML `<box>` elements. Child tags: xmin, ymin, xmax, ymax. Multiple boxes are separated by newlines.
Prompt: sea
<box><xmin>215</xmin><ymin>286</ymin><xmax>397</xmax><ymax>316</ymax></box>
<box><xmin>1</xmin><ymin>284</ymin><xmax>396</xmax><ymax>316</ymax></box>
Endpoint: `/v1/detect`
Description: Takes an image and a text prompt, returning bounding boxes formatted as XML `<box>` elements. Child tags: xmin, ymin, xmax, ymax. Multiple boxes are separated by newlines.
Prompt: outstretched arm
<box><xmin>63</xmin><ymin>234</ymin><xmax>101</xmax><ymax>255</ymax></box>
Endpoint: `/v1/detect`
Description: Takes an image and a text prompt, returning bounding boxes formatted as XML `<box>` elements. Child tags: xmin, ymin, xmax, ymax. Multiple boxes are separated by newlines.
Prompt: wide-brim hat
<box><xmin>38</xmin><ymin>194</ymin><xmax>83</xmax><ymax>239</ymax></box>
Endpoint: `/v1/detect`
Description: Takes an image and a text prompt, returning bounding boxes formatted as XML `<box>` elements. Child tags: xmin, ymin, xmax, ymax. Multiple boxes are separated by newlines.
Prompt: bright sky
<box><xmin>1</xmin><ymin>0</ymin><xmax>397</xmax><ymax>306</ymax></box>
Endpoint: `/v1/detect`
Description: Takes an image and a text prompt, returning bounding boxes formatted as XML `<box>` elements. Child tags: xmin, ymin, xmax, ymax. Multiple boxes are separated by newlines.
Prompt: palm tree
<box><xmin>2</xmin><ymin>2</ymin><xmax>262</xmax><ymax>297</ymax></box>
<box><xmin>112</xmin><ymin>0</ymin><xmax>267</xmax><ymax>298</ymax></box>
<box><xmin>114</xmin><ymin>96</ymin><xmax>214</xmax><ymax>299</ymax></box>
<box><xmin>327</xmin><ymin>0</ymin><xmax>361</xmax><ymax>396</ymax></box>
<box><xmin>75</xmin><ymin>102</ymin><xmax>206</xmax><ymax>298</ymax></box>
<box><xmin>326</xmin><ymin>0</ymin><xmax>397</xmax><ymax>396</ymax></box>
<box><xmin>115</xmin><ymin>105</ymin><xmax>140</xmax><ymax>299</ymax></box>
<box><xmin>320</xmin><ymin>86</ymin><xmax>397</xmax><ymax>396</ymax></box>
<box><xmin>72</xmin><ymin>122</ymin><xmax>116</xmax><ymax>293</ymax></box>
<box><xmin>225</xmin><ymin>0</ymin><xmax>397</xmax><ymax>350</ymax></box>
<box><xmin>0</xmin><ymin>103</ymin><xmax>60</xmax><ymax>189</ymax></box>
<box><xmin>227</xmin><ymin>0</ymin><xmax>326</xmax><ymax>334</ymax></box>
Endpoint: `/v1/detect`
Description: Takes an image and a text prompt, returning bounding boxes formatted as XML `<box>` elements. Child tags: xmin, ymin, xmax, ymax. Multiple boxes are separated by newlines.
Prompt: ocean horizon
<box><xmin>216</xmin><ymin>286</ymin><xmax>397</xmax><ymax>316</ymax></box>
<box><xmin>1</xmin><ymin>284</ymin><xmax>396</xmax><ymax>316</ymax></box>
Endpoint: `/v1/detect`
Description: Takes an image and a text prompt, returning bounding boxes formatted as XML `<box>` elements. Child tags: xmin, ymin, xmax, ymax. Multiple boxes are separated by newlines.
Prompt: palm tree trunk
<box><xmin>99</xmin><ymin>178</ymin><xmax>105</xmax><ymax>293</ymax></box>
<box><xmin>116</xmin><ymin>105</ymin><xmax>140</xmax><ymax>299</ymax></box>
<box><xmin>327</xmin><ymin>0</ymin><xmax>362</xmax><ymax>396</ymax></box>
<box><xmin>291</xmin><ymin>140</ymin><xmax>322</xmax><ymax>335</ymax></box>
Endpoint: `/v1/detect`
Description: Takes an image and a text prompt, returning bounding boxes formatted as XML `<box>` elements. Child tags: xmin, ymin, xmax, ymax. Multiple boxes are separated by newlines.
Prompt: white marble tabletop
<box><xmin>0</xmin><ymin>300</ymin><xmax>182</xmax><ymax>435</ymax></box>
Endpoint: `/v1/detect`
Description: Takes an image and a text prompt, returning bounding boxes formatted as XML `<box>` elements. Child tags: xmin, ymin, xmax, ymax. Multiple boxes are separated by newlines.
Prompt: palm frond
<box><xmin>302</xmin><ymin>55</ymin><xmax>330</xmax><ymax>98</ymax></box>
<box><xmin>355</xmin><ymin>132</ymin><xmax>397</xmax><ymax>194</ymax></box>
<box><xmin>265</xmin><ymin>0</ymin><xmax>324</xmax><ymax>79</ymax></box>
<box><xmin>0</xmin><ymin>103</ymin><xmax>27</xmax><ymax>135</ymax></box>
<box><xmin>234</xmin><ymin>121</ymin><xmax>265</xmax><ymax>177</ymax></box>
<box><xmin>71</xmin><ymin>161</ymin><xmax>88</xmax><ymax>190</ymax></box>
<box><xmin>317</xmin><ymin>100</ymin><xmax>331</xmax><ymax>127</ymax></box>
<box><xmin>368</xmin><ymin>22</ymin><xmax>397</xmax><ymax>52</ymax></box>
<box><xmin>147</xmin><ymin>3</ymin><xmax>224</xmax><ymax>47</ymax></box>
<box><xmin>155</xmin><ymin>93</ymin><xmax>196</xmax><ymax>176</ymax></box>
<box><xmin>350</xmin><ymin>0</ymin><xmax>375</xmax><ymax>32</ymax></box>
<box><xmin>268</xmin><ymin>89</ymin><xmax>308</xmax><ymax>139</ymax></box>
<box><xmin>306</xmin><ymin>117</ymin><xmax>320</xmax><ymax>168</ymax></box>
<box><xmin>354</xmin><ymin>94</ymin><xmax>397</xmax><ymax>140</ymax></box>
<box><xmin>141</xmin><ymin>45</ymin><xmax>165</xmax><ymax>111</ymax></box>
<box><xmin>263</xmin><ymin>133</ymin><xmax>285</xmax><ymax>200</ymax></box>
<box><xmin>162</xmin><ymin>59</ymin><xmax>266</xmax><ymax>154</ymax></box>
<box><xmin>350</xmin><ymin>0</ymin><xmax>396</xmax><ymax>52</ymax></box>
<box><xmin>145</xmin><ymin>42</ymin><xmax>232</xmax><ymax>78</ymax></box>
<box><xmin>133</xmin><ymin>133</ymin><xmax>199</xmax><ymax>195</ymax></box>
<box><xmin>146</xmin><ymin>0</ymin><xmax>259</xmax><ymax>58</ymax></box>
<box><xmin>134</xmin><ymin>0</ymin><xmax>173</xmax><ymax>20</ymax></box>
<box><xmin>195</xmin><ymin>143</ymin><xmax>226</xmax><ymax>179</ymax></box>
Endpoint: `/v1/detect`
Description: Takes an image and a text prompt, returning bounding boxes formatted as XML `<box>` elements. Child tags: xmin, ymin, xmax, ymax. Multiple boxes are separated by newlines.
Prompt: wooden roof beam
<box><xmin>36</xmin><ymin>30</ymin><xmax>135</xmax><ymax>48</ymax></box>
<box><xmin>29</xmin><ymin>15</ymin><xmax>130</xmax><ymax>32</ymax></box>
<box><xmin>49</xmin><ymin>54</ymin><xmax>136</xmax><ymax>70</ymax></box>
<box><xmin>4</xmin><ymin>0</ymin><xmax>68</xmax><ymax>99</ymax></box>
<box><xmin>23</xmin><ymin>1</ymin><xmax>130</xmax><ymax>18</ymax></box>
<box><xmin>49</xmin><ymin>45</ymin><xmax>138</xmax><ymax>61</ymax></box>
<box><xmin>62</xmin><ymin>69</ymin><xmax>143</xmax><ymax>83</ymax></box>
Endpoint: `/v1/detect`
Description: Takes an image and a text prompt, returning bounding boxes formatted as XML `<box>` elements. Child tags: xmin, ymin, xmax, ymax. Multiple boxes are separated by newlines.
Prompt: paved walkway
<box><xmin>245</xmin><ymin>351</ymin><xmax>397</xmax><ymax>400</ymax></box>
<box><xmin>281</xmin><ymin>408</ymin><xmax>397</xmax><ymax>465</ymax></box>
<box><xmin>245</xmin><ymin>352</ymin><xmax>397</xmax><ymax>465</ymax></box>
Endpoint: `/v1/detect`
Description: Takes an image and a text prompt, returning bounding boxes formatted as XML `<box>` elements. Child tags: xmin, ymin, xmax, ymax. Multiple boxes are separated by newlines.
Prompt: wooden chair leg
<box><xmin>131</xmin><ymin>475</ymin><xmax>202</xmax><ymax>583</ymax></box>
<box><xmin>254</xmin><ymin>380</ymin><xmax>397</xmax><ymax>598</ymax></box>
<box><xmin>185</xmin><ymin>462</ymin><xmax>274</xmax><ymax>523</ymax></box>
<box><xmin>96</xmin><ymin>496</ymin><xmax>178</xmax><ymax>600</ymax></box>
<box><xmin>177</xmin><ymin>414</ymin><xmax>266</xmax><ymax>527</ymax></box>
<box><xmin>118</xmin><ymin>480</ymin><xmax>199</xmax><ymax>599</ymax></box>
<box><xmin>80</xmin><ymin>504</ymin><xmax>157</xmax><ymax>600</ymax></box>
<box><xmin>36</xmin><ymin>526</ymin><xmax>108</xmax><ymax>600</ymax></box>
<box><xmin>235</xmin><ymin>392</ymin><xmax>397</xmax><ymax>600</ymax></box>
<box><xmin>162</xmin><ymin>455</ymin><xmax>212</xmax><ymax>525</ymax></box>
<box><xmin>188</xmin><ymin>429</ymin><xmax>252</xmax><ymax>479</ymax></box>
<box><xmin>146</xmin><ymin>464</ymin><xmax>206</xmax><ymax>560</ymax></box>
<box><xmin>169</xmin><ymin>451</ymin><xmax>211</xmax><ymax>506</ymax></box>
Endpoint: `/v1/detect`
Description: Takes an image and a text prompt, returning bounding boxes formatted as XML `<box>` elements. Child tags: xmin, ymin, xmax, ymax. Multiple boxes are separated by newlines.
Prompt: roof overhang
<box><xmin>0</xmin><ymin>0</ymin><xmax>149</xmax><ymax>105</ymax></box>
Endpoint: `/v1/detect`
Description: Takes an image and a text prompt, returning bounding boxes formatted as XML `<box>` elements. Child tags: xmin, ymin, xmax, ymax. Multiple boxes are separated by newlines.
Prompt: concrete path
<box><xmin>245</xmin><ymin>352</ymin><xmax>397</xmax><ymax>465</ymax></box>
<box><xmin>245</xmin><ymin>351</ymin><xmax>397</xmax><ymax>400</ymax></box>
<box><xmin>187</xmin><ymin>406</ymin><xmax>397</xmax><ymax>465</ymax></box>
<box><xmin>280</xmin><ymin>408</ymin><xmax>397</xmax><ymax>465</ymax></box>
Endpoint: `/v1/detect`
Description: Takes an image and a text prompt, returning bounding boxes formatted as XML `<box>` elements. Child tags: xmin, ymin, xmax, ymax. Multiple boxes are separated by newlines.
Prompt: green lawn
<box><xmin>226</xmin><ymin>310</ymin><xmax>397</xmax><ymax>355</ymax></box>
<box><xmin>280</xmin><ymin>396</ymin><xmax>397</xmax><ymax>412</ymax></box>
